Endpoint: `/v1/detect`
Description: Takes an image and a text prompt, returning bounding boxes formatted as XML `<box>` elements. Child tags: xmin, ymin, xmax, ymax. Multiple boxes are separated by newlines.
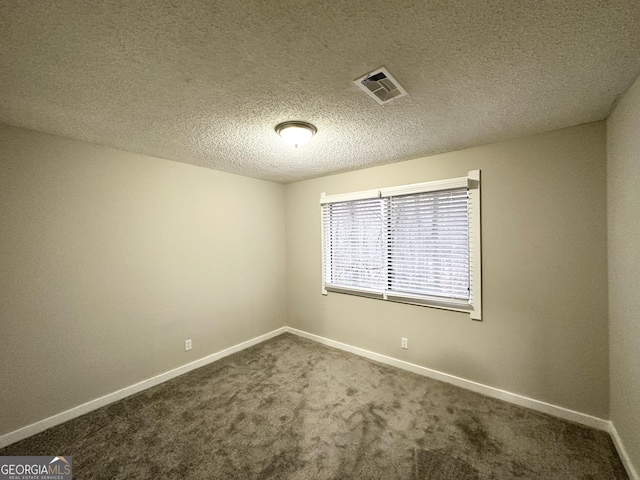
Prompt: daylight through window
<box><xmin>320</xmin><ymin>171</ymin><xmax>481</xmax><ymax>319</ymax></box>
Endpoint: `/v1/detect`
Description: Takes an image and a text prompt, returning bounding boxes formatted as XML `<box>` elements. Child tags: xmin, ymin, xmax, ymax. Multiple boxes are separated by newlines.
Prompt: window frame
<box><xmin>320</xmin><ymin>170</ymin><xmax>482</xmax><ymax>320</ymax></box>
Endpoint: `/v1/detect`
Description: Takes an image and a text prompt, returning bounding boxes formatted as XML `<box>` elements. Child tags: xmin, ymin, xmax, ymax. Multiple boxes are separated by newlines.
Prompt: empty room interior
<box><xmin>1</xmin><ymin>1</ymin><xmax>639</xmax><ymax>479</ymax></box>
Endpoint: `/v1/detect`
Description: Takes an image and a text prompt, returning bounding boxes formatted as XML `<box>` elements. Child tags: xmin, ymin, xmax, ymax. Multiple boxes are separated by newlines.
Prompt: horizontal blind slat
<box><xmin>322</xmin><ymin>199</ymin><xmax>388</xmax><ymax>291</ymax></box>
<box><xmin>323</xmin><ymin>186</ymin><xmax>470</xmax><ymax>302</ymax></box>
<box><xmin>388</xmin><ymin>187</ymin><xmax>469</xmax><ymax>300</ymax></box>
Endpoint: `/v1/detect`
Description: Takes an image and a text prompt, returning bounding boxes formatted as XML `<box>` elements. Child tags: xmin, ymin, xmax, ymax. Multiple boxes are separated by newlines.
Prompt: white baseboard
<box><xmin>285</xmin><ymin>327</ymin><xmax>610</xmax><ymax>432</ymax></box>
<box><xmin>3</xmin><ymin>325</ymin><xmax>632</xmax><ymax>480</ymax></box>
<box><xmin>0</xmin><ymin>327</ymin><xmax>287</xmax><ymax>449</ymax></box>
<box><xmin>288</xmin><ymin>327</ymin><xmax>640</xmax><ymax>479</ymax></box>
<box><xmin>610</xmin><ymin>422</ymin><xmax>639</xmax><ymax>480</ymax></box>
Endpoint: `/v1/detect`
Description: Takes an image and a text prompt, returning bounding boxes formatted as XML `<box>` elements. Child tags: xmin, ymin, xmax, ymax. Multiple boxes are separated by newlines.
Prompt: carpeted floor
<box><xmin>1</xmin><ymin>333</ymin><xmax>628</xmax><ymax>479</ymax></box>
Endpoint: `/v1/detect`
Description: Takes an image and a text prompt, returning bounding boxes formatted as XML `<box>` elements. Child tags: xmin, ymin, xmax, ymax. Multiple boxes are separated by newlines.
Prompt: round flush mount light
<box><xmin>275</xmin><ymin>121</ymin><xmax>317</xmax><ymax>147</ymax></box>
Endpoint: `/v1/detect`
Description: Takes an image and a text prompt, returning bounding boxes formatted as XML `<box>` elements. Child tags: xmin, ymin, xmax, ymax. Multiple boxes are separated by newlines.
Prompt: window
<box><xmin>320</xmin><ymin>171</ymin><xmax>481</xmax><ymax>319</ymax></box>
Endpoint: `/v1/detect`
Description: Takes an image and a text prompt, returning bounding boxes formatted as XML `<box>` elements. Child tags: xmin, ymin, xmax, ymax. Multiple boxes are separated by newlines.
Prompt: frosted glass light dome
<box><xmin>275</xmin><ymin>121</ymin><xmax>317</xmax><ymax>147</ymax></box>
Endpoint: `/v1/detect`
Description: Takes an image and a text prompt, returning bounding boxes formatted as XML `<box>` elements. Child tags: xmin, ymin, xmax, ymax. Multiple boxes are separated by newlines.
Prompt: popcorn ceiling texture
<box><xmin>0</xmin><ymin>0</ymin><xmax>639</xmax><ymax>183</ymax></box>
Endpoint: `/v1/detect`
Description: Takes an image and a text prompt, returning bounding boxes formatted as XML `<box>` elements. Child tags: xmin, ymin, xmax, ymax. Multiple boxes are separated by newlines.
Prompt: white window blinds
<box><xmin>320</xmin><ymin>171</ymin><xmax>481</xmax><ymax>318</ymax></box>
<box><xmin>322</xmin><ymin>197</ymin><xmax>387</xmax><ymax>292</ymax></box>
<box><xmin>388</xmin><ymin>188</ymin><xmax>469</xmax><ymax>300</ymax></box>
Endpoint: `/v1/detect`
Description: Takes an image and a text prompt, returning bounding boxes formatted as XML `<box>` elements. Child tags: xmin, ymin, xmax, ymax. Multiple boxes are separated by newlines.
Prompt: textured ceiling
<box><xmin>1</xmin><ymin>1</ymin><xmax>640</xmax><ymax>183</ymax></box>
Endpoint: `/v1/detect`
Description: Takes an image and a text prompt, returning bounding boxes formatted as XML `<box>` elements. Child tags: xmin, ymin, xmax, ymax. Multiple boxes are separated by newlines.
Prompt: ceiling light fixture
<box><xmin>275</xmin><ymin>121</ymin><xmax>317</xmax><ymax>147</ymax></box>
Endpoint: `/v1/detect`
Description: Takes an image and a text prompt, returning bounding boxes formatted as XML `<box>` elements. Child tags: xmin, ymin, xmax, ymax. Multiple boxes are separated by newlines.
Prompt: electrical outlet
<box><xmin>401</xmin><ymin>337</ymin><xmax>408</xmax><ymax>349</ymax></box>
<box><xmin>185</xmin><ymin>339</ymin><xmax>192</xmax><ymax>351</ymax></box>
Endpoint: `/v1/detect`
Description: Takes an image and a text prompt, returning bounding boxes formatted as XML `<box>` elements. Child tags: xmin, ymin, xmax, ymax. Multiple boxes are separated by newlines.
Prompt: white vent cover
<box><xmin>354</xmin><ymin>67</ymin><xmax>408</xmax><ymax>105</ymax></box>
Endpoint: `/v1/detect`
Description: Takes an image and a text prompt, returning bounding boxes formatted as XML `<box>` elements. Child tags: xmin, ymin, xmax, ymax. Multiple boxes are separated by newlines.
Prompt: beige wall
<box><xmin>0</xmin><ymin>119</ymin><xmax>615</xmax><ymax>440</ymax></box>
<box><xmin>608</xmin><ymin>75</ymin><xmax>640</xmax><ymax>473</ymax></box>
<box><xmin>0</xmin><ymin>124</ymin><xmax>286</xmax><ymax>436</ymax></box>
<box><xmin>285</xmin><ymin>122</ymin><xmax>609</xmax><ymax>418</ymax></box>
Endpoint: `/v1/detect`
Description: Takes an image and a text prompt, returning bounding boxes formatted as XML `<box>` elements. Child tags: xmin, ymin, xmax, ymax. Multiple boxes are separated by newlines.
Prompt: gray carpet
<box><xmin>0</xmin><ymin>333</ymin><xmax>627</xmax><ymax>479</ymax></box>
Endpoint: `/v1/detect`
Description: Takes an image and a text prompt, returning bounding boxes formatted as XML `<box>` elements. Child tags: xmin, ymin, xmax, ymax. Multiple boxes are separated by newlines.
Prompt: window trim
<box><xmin>320</xmin><ymin>170</ymin><xmax>482</xmax><ymax>320</ymax></box>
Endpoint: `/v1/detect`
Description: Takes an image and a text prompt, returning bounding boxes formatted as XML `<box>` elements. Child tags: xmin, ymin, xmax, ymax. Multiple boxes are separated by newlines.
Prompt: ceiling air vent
<box><xmin>354</xmin><ymin>67</ymin><xmax>408</xmax><ymax>105</ymax></box>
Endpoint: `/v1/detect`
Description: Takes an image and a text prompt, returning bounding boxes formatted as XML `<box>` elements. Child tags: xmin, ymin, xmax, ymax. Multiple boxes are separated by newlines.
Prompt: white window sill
<box><xmin>323</xmin><ymin>284</ymin><xmax>481</xmax><ymax>320</ymax></box>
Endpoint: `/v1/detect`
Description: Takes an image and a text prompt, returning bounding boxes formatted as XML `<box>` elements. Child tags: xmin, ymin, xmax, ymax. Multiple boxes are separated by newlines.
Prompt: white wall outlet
<box><xmin>401</xmin><ymin>337</ymin><xmax>408</xmax><ymax>349</ymax></box>
<box><xmin>185</xmin><ymin>339</ymin><xmax>192</xmax><ymax>351</ymax></box>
